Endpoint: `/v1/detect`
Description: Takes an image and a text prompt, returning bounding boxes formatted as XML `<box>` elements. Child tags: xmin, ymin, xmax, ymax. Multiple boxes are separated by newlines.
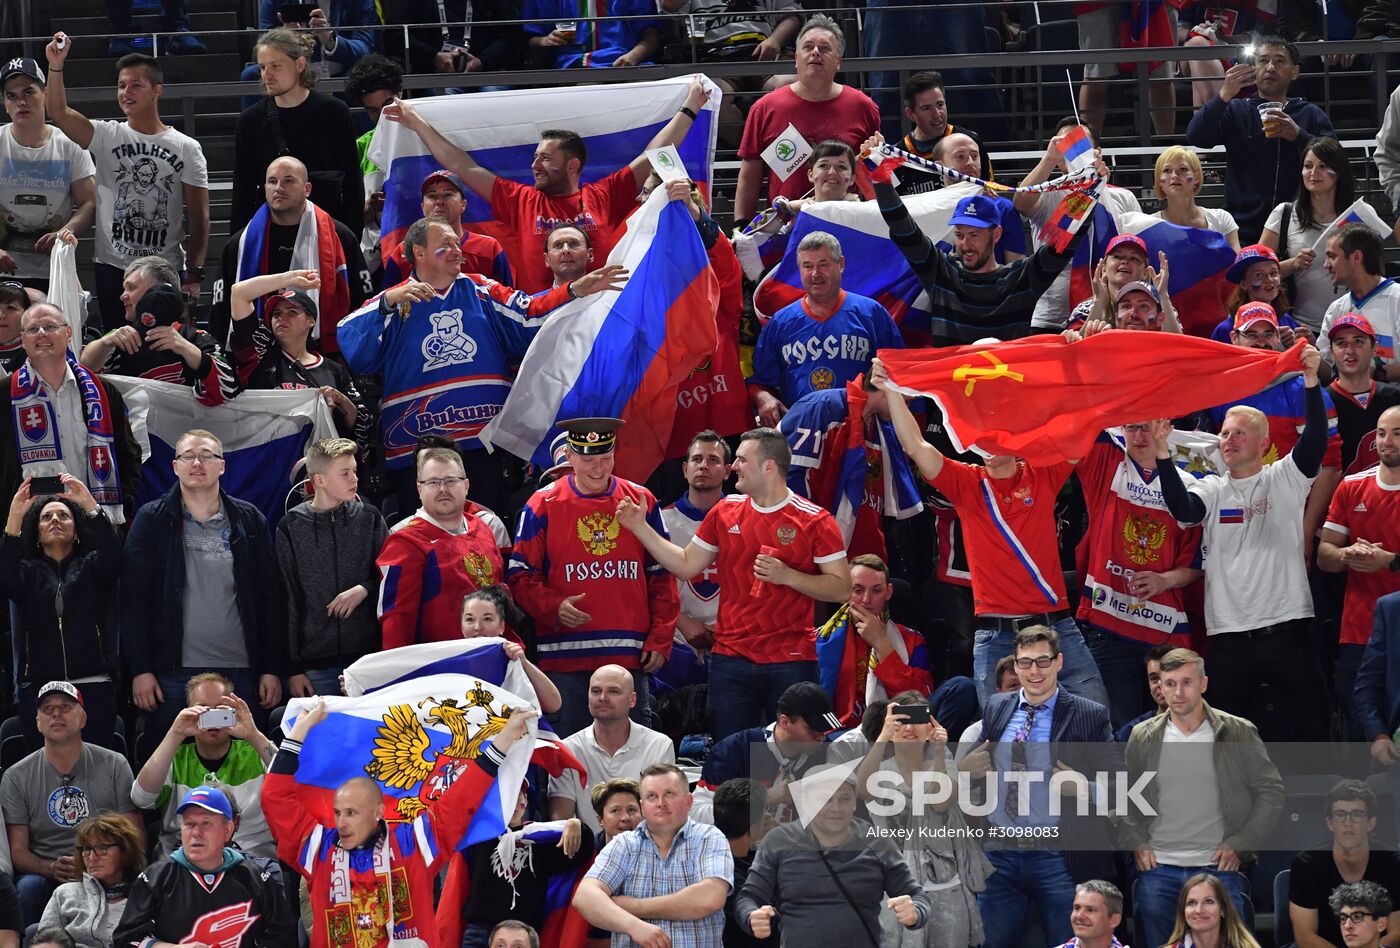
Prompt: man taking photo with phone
<box><xmin>130</xmin><ymin>672</ymin><xmax>279</xmax><ymax>859</ymax></box>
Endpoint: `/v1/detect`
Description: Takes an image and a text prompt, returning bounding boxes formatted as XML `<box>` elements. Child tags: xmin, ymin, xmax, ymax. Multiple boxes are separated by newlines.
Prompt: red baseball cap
<box><xmin>1330</xmin><ymin>312</ymin><xmax>1377</xmax><ymax>341</ymax></box>
<box><xmin>1233</xmin><ymin>301</ymin><xmax>1279</xmax><ymax>331</ymax></box>
<box><xmin>1105</xmin><ymin>234</ymin><xmax>1148</xmax><ymax>259</ymax></box>
<box><xmin>1226</xmin><ymin>244</ymin><xmax>1281</xmax><ymax>284</ymax></box>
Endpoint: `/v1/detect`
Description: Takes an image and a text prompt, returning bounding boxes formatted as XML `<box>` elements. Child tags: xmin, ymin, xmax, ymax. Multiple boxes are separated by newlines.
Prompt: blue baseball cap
<box><xmin>178</xmin><ymin>786</ymin><xmax>234</xmax><ymax>821</ymax></box>
<box><xmin>949</xmin><ymin>195</ymin><xmax>1000</xmax><ymax>229</ymax></box>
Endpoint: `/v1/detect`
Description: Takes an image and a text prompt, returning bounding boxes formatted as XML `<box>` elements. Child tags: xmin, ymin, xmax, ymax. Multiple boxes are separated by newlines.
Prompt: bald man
<box><xmin>1320</xmin><ymin>404</ymin><xmax>1400</xmax><ymax>740</ymax></box>
<box><xmin>208</xmin><ymin>155</ymin><xmax>371</xmax><ymax>351</ymax></box>
<box><xmin>548</xmin><ymin>664</ymin><xmax>676</xmax><ymax>834</ymax></box>
<box><xmin>263</xmin><ymin>700</ymin><xmax>538</xmax><ymax>948</ymax></box>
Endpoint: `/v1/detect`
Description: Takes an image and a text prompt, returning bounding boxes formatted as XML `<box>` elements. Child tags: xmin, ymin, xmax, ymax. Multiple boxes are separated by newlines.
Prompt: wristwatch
<box><xmin>182</xmin><ymin>266</ymin><xmax>206</xmax><ymax>284</ymax></box>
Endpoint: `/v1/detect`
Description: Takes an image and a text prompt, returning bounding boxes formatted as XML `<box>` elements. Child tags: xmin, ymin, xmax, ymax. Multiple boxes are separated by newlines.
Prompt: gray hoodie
<box><xmin>39</xmin><ymin>873</ymin><xmax>127</xmax><ymax>948</ymax></box>
<box><xmin>274</xmin><ymin>499</ymin><xmax>387</xmax><ymax>673</ymax></box>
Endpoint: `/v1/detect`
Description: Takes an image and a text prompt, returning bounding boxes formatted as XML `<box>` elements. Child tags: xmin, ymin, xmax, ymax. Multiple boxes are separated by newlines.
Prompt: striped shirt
<box><xmin>586</xmin><ymin>819</ymin><xmax>733</xmax><ymax>948</ymax></box>
<box><xmin>873</xmin><ymin>180</ymin><xmax>1078</xmax><ymax>347</ymax></box>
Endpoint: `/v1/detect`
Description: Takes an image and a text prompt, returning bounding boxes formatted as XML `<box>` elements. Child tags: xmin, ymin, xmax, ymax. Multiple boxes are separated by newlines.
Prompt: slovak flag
<box><xmin>479</xmin><ymin>190</ymin><xmax>720</xmax><ymax>483</ymax></box>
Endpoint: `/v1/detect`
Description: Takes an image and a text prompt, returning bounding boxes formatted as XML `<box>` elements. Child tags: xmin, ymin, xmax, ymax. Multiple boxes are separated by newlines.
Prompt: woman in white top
<box><xmin>1152</xmin><ymin>145</ymin><xmax>1241</xmax><ymax>252</ymax></box>
<box><xmin>1261</xmin><ymin>136</ymin><xmax>1398</xmax><ymax>334</ymax></box>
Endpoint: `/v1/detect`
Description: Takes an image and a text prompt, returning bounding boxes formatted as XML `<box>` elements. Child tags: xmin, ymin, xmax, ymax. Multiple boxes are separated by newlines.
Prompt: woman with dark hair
<box><xmin>1159</xmin><ymin>872</ymin><xmax>1260</xmax><ymax>948</ymax></box>
<box><xmin>38</xmin><ymin>813</ymin><xmax>147</xmax><ymax>948</ymax></box>
<box><xmin>460</xmin><ymin>586</ymin><xmax>561</xmax><ymax>713</ymax></box>
<box><xmin>0</xmin><ymin>475</ymin><xmax>121</xmax><ymax>750</ymax></box>
<box><xmin>1262</xmin><ymin>137</ymin><xmax>1397</xmax><ymax>332</ymax></box>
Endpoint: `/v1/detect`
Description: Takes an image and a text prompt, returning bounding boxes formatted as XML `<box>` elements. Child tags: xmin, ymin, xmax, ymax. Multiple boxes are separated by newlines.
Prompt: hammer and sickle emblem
<box><xmin>952</xmin><ymin>351</ymin><xmax>1026</xmax><ymax>396</ymax></box>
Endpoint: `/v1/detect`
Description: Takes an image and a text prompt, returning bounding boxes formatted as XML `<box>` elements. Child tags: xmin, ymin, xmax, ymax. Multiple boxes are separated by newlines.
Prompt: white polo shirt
<box><xmin>547</xmin><ymin>721</ymin><xmax>676</xmax><ymax>833</ymax></box>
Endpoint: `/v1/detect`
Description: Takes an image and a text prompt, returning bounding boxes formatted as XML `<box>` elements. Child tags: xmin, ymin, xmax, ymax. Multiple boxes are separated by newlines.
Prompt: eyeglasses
<box><xmin>175</xmin><ymin>452</ymin><xmax>223</xmax><ymax>464</ymax></box>
<box><xmin>1122</xmin><ymin>424</ymin><xmax>1153</xmax><ymax>433</ymax></box>
<box><xmin>1236</xmin><ymin>328</ymin><xmax>1279</xmax><ymax>341</ymax></box>
<box><xmin>1014</xmin><ymin>656</ymin><xmax>1057</xmax><ymax>670</ymax></box>
<box><xmin>1339</xmin><ymin>911</ymin><xmax>1377</xmax><ymax>925</ymax></box>
<box><xmin>418</xmin><ymin>477</ymin><xmax>466</xmax><ymax>489</ymax></box>
<box><xmin>1329</xmin><ymin>809</ymin><xmax>1372</xmax><ymax>823</ymax></box>
<box><xmin>21</xmin><ymin>323</ymin><xmax>67</xmax><ymax>336</ymax></box>
<box><xmin>79</xmin><ymin>843</ymin><xmax>116</xmax><ymax>856</ymax></box>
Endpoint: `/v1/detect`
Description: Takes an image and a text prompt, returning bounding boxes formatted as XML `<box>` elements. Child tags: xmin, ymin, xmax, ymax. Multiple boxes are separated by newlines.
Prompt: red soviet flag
<box><xmin>878</xmin><ymin>331</ymin><xmax>1305</xmax><ymax>464</ymax></box>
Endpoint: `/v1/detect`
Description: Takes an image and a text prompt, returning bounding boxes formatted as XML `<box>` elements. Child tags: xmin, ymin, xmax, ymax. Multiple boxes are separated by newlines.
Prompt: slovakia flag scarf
<box><xmin>11</xmin><ymin>352</ymin><xmax>123</xmax><ymax>522</ymax></box>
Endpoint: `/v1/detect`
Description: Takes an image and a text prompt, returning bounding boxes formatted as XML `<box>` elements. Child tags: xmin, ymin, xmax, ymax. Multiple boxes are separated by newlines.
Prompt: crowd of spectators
<box><xmin>4</xmin><ymin>6</ymin><xmax>1400</xmax><ymax>948</ymax></box>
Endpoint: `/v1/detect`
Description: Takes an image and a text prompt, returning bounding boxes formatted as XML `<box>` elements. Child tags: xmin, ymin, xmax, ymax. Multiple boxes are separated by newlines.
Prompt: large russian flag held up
<box><xmin>340</xmin><ymin>639</ymin><xmax>585</xmax><ymax>781</ymax></box>
<box><xmin>480</xmin><ymin>190</ymin><xmax>720</xmax><ymax>483</ymax></box>
<box><xmin>284</xmin><ymin>668</ymin><xmax>566</xmax><ymax>851</ymax></box>
<box><xmin>106</xmin><ymin>377</ymin><xmax>337</xmax><ymax>524</ymax></box>
<box><xmin>752</xmin><ymin>184</ymin><xmax>978</xmax><ymax>345</ymax></box>
<box><xmin>367</xmin><ymin>77</ymin><xmax>721</xmax><ymax>270</ymax></box>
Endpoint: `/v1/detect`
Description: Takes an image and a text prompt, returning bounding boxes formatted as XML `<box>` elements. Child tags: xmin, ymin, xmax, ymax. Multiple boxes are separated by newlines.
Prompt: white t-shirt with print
<box><xmin>0</xmin><ymin>125</ymin><xmax>94</xmax><ymax>279</ymax></box>
<box><xmin>89</xmin><ymin>120</ymin><xmax>208</xmax><ymax>269</ymax></box>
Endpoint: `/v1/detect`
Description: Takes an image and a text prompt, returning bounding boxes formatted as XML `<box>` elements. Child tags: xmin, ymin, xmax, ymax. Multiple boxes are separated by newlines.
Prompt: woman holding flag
<box><xmin>1261</xmin><ymin>137</ymin><xmax>1398</xmax><ymax>333</ymax></box>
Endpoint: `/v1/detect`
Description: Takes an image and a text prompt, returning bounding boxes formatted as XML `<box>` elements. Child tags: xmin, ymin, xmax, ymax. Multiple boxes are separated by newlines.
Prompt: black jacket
<box><xmin>120</xmin><ymin>483</ymin><xmax>284</xmax><ymax>678</ymax></box>
<box><xmin>0</xmin><ymin>511</ymin><xmax>122</xmax><ymax>684</ymax></box>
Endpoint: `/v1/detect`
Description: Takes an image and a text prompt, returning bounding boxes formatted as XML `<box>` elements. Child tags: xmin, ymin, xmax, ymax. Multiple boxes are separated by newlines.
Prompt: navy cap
<box><xmin>949</xmin><ymin>195</ymin><xmax>999</xmax><ymax>229</ymax></box>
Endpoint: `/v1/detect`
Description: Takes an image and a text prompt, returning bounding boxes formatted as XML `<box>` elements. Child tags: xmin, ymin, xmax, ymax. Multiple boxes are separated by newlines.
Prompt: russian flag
<box><xmin>753</xmin><ymin>184</ymin><xmax>979</xmax><ymax>345</ymax></box>
<box><xmin>1219</xmin><ymin>508</ymin><xmax>1246</xmax><ymax>524</ymax></box>
<box><xmin>1068</xmin><ymin>211</ymin><xmax>1235</xmax><ymax>337</ymax></box>
<box><xmin>479</xmin><ymin>190</ymin><xmax>720</xmax><ymax>483</ymax></box>
<box><xmin>283</xmin><ymin>673</ymin><xmax>546</xmax><ymax>848</ymax></box>
<box><xmin>1057</xmin><ymin>126</ymin><xmax>1096</xmax><ymax>174</ymax></box>
<box><xmin>366</xmin><ymin>77</ymin><xmax>720</xmax><ymax>274</ymax></box>
<box><xmin>1314</xmin><ymin>199</ymin><xmax>1393</xmax><ymax>250</ymax></box>
<box><xmin>105</xmin><ymin>377</ymin><xmax>338</xmax><ymax>525</ymax></box>
<box><xmin>340</xmin><ymin>639</ymin><xmax>585</xmax><ymax>782</ymax></box>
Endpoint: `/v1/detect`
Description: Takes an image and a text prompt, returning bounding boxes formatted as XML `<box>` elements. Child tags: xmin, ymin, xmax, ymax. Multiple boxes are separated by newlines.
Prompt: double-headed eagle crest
<box><xmin>363</xmin><ymin>681</ymin><xmax>513</xmax><ymax>821</ymax></box>
<box><xmin>577</xmin><ymin>512</ymin><xmax>620</xmax><ymax>556</ymax></box>
<box><xmin>1122</xmin><ymin>514</ymin><xmax>1168</xmax><ymax>566</ymax></box>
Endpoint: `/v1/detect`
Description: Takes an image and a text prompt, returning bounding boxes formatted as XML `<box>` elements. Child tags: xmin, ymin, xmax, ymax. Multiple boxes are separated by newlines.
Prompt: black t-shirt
<box><xmin>1289</xmin><ymin>846</ymin><xmax>1400</xmax><ymax>945</ymax></box>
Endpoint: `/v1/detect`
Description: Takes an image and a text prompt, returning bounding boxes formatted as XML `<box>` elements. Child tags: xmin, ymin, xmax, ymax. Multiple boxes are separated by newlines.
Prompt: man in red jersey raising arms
<box><xmin>616</xmin><ymin>427</ymin><xmax>850</xmax><ymax>740</ymax></box>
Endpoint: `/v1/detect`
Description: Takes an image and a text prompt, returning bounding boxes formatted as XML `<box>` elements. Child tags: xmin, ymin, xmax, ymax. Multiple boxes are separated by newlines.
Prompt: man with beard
<box><xmin>1319</xmin><ymin>404</ymin><xmax>1400</xmax><ymax>739</ymax></box>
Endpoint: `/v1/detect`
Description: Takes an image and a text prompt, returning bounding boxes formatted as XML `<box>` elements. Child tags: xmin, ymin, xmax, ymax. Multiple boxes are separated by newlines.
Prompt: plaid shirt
<box><xmin>585</xmin><ymin>818</ymin><xmax>733</xmax><ymax>948</ymax></box>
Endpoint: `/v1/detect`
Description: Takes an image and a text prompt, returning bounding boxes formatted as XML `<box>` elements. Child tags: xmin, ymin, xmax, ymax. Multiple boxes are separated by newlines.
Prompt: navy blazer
<box><xmin>984</xmin><ymin>688</ymin><xmax>1114</xmax><ymax>745</ymax></box>
<box><xmin>982</xmin><ymin>687</ymin><xmax>1116</xmax><ymax>883</ymax></box>
<box><xmin>1356</xmin><ymin>590</ymin><xmax>1400</xmax><ymax>741</ymax></box>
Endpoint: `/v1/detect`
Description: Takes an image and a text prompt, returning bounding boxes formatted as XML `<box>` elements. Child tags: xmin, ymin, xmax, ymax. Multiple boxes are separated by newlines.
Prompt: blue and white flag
<box><xmin>105</xmin><ymin>377</ymin><xmax>336</xmax><ymax>524</ymax></box>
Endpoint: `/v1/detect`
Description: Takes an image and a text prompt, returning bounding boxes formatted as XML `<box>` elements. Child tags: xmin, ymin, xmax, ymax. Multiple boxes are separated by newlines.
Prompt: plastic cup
<box><xmin>1257</xmin><ymin>100</ymin><xmax>1285</xmax><ymax>137</ymax></box>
